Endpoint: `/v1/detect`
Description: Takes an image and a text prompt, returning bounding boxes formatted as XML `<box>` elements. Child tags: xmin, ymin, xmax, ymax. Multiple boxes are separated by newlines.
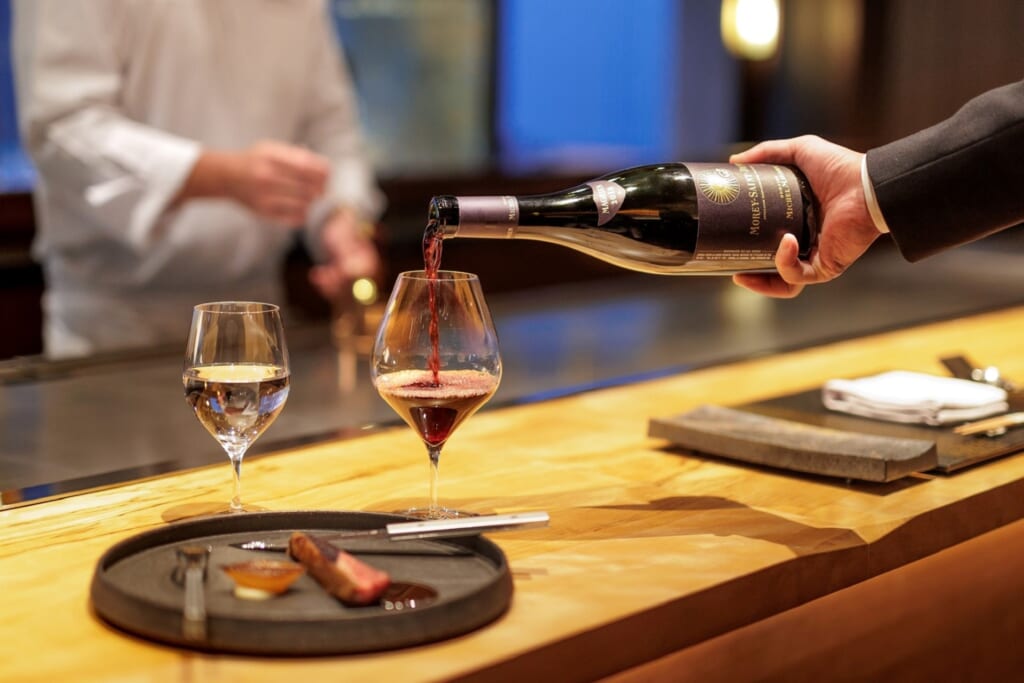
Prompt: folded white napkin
<box><xmin>822</xmin><ymin>370</ymin><xmax>1008</xmax><ymax>426</ymax></box>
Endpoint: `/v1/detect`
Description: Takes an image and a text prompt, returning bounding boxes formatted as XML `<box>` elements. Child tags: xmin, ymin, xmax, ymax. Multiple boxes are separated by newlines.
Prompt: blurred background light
<box><xmin>721</xmin><ymin>0</ymin><xmax>781</xmax><ymax>61</ymax></box>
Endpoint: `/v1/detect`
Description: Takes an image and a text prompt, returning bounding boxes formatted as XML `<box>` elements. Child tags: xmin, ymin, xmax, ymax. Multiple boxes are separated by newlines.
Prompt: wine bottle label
<box><xmin>454</xmin><ymin>196</ymin><xmax>519</xmax><ymax>237</ymax></box>
<box><xmin>687</xmin><ymin>163</ymin><xmax>804</xmax><ymax>263</ymax></box>
<box><xmin>586</xmin><ymin>180</ymin><xmax>626</xmax><ymax>226</ymax></box>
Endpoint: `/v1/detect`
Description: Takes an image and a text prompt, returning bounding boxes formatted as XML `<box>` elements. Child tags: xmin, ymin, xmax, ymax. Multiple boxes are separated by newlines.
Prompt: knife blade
<box><xmin>232</xmin><ymin>511</ymin><xmax>550</xmax><ymax>553</ymax></box>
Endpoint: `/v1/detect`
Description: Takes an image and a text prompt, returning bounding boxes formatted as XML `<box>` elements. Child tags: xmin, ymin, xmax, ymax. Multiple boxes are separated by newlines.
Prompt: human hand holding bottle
<box><xmin>729</xmin><ymin>135</ymin><xmax>883</xmax><ymax>298</ymax></box>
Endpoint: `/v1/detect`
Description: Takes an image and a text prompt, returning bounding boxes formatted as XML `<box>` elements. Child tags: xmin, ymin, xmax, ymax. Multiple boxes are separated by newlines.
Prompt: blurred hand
<box><xmin>225</xmin><ymin>141</ymin><xmax>330</xmax><ymax>226</ymax></box>
<box><xmin>308</xmin><ymin>207</ymin><xmax>381</xmax><ymax>301</ymax></box>
<box><xmin>729</xmin><ymin>135</ymin><xmax>882</xmax><ymax>298</ymax></box>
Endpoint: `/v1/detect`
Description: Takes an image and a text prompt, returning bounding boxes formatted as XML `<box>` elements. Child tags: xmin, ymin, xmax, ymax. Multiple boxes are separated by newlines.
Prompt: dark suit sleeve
<box><xmin>865</xmin><ymin>79</ymin><xmax>1024</xmax><ymax>262</ymax></box>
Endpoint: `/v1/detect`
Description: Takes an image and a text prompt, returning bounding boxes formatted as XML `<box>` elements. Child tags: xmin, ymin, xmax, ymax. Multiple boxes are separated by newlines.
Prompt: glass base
<box><xmin>159</xmin><ymin>501</ymin><xmax>268</xmax><ymax>523</ymax></box>
<box><xmin>212</xmin><ymin>502</ymin><xmax>269</xmax><ymax>516</ymax></box>
<box><xmin>395</xmin><ymin>506</ymin><xmax>479</xmax><ymax>520</ymax></box>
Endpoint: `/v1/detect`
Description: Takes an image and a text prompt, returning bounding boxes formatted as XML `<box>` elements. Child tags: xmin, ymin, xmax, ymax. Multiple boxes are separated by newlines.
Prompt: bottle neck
<box><xmin>431</xmin><ymin>189</ymin><xmax>601</xmax><ymax>238</ymax></box>
<box><xmin>429</xmin><ymin>195</ymin><xmax>517</xmax><ymax>238</ymax></box>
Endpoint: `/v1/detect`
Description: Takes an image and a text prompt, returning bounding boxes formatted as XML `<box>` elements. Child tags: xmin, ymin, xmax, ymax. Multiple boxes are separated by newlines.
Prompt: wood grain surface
<box><xmin>5</xmin><ymin>306</ymin><xmax>1024</xmax><ymax>682</ymax></box>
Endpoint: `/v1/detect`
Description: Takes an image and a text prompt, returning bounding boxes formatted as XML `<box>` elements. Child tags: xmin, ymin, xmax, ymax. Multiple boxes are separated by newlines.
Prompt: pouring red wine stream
<box><xmin>422</xmin><ymin>219</ymin><xmax>444</xmax><ymax>385</ymax></box>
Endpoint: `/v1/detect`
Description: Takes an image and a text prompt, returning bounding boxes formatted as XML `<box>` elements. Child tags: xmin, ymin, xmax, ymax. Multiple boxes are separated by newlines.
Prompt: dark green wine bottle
<box><xmin>428</xmin><ymin>162</ymin><xmax>818</xmax><ymax>275</ymax></box>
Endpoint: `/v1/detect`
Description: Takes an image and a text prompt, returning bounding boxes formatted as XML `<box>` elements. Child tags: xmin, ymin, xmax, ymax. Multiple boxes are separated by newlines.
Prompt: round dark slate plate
<box><xmin>90</xmin><ymin>510</ymin><xmax>513</xmax><ymax>655</ymax></box>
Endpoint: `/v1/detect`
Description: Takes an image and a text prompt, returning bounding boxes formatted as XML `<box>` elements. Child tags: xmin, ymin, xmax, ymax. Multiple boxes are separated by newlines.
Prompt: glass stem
<box><xmin>225</xmin><ymin>448</ymin><xmax>246</xmax><ymax>513</ymax></box>
<box><xmin>427</xmin><ymin>445</ymin><xmax>442</xmax><ymax>518</ymax></box>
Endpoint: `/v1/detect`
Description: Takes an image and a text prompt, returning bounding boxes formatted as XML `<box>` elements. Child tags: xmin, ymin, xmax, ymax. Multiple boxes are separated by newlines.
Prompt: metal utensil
<box><xmin>232</xmin><ymin>511</ymin><xmax>550</xmax><ymax>553</ymax></box>
<box><xmin>176</xmin><ymin>544</ymin><xmax>210</xmax><ymax>642</ymax></box>
<box><xmin>941</xmin><ymin>354</ymin><xmax>1018</xmax><ymax>392</ymax></box>
<box><xmin>953</xmin><ymin>412</ymin><xmax>1024</xmax><ymax>437</ymax></box>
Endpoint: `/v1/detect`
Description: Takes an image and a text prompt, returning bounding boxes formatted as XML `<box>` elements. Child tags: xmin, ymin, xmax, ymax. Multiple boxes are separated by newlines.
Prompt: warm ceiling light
<box><xmin>721</xmin><ymin>0</ymin><xmax>780</xmax><ymax>60</ymax></box>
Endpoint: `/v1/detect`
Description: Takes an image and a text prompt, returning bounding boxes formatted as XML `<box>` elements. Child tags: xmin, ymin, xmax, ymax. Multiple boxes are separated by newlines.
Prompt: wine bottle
<box><xmin>428</xmin><ymin>162</ymin><xmax>818</xmax><ymax>275</ymax></box>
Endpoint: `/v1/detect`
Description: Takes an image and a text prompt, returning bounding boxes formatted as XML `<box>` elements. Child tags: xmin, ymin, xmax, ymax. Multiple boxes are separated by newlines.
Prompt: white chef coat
<box><xmin>12</xmin><ymin>0</ymin><xmax>384</xmax><ymax>357</ymax></box>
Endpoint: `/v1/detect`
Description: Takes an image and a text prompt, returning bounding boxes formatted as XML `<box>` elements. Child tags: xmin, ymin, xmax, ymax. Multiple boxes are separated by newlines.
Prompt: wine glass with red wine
<box><xmin>183</xmin><ymin>302</ymin><xmax>291</xmax><ymax>513</ymax></box>
<box><xmin>371</xmin><ymin>271</ymin><xmax>502</xmax><ymax>519</ymax></box>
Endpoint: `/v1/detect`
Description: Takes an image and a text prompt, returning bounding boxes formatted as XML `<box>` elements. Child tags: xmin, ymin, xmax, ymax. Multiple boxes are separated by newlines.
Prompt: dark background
<box><xmin>2</xmin><ymin>0</ymin><xmax>1024</xmax><ymax>359</ymax></box>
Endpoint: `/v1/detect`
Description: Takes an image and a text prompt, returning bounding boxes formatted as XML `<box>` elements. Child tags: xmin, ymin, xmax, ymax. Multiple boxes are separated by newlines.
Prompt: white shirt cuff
<box><xmin>860</xmin><ymin>155</ymin><xmax>890</xmax><ymax>234</ymax></box>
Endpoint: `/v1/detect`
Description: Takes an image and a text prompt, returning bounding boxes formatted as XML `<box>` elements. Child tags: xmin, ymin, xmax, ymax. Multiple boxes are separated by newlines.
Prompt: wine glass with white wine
<box><xmin>183</xmin><ymin>302</ymin><xmax>290</xmax><ymax>513</ymax></box>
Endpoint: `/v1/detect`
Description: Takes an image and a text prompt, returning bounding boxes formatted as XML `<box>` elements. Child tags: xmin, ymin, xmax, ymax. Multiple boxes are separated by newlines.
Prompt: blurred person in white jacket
<box><xmin>13</xmin><ymin>0</ymin><xmax>385</xmax><ymax>357</ymax></box>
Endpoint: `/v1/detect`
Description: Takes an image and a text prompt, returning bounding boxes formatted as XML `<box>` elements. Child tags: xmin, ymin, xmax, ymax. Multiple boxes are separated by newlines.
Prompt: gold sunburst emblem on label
<box><xmin>697</xmin><ymin>168</ymin><xmax>740</xmax><ymax>204</ymax></box>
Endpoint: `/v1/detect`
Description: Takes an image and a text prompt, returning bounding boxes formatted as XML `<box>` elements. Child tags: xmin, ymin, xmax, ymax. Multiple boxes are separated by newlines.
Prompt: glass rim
<box><xmin>193</xmin><ymin>301</ymin><xmax>281</xmax><ymax>314</ymax></box>
<box><xmin>397</xmin><ymin>270</ymin><xmax>480</xmax><ymax>281</ymax></box>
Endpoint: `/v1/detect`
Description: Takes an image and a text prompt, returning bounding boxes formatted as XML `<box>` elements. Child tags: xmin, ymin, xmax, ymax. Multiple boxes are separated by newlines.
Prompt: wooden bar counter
<box><xmin>5</xmin><ymin>306</ymin><xmax>1024</xmax><ymax>682</ymax></box>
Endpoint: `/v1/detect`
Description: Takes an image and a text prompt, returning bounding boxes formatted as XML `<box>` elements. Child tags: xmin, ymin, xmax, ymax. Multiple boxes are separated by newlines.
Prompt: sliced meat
<box><xmin>288</xmin><ymin>531</ymin><xmax>391</xmax><ymax>605</ymax></box>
